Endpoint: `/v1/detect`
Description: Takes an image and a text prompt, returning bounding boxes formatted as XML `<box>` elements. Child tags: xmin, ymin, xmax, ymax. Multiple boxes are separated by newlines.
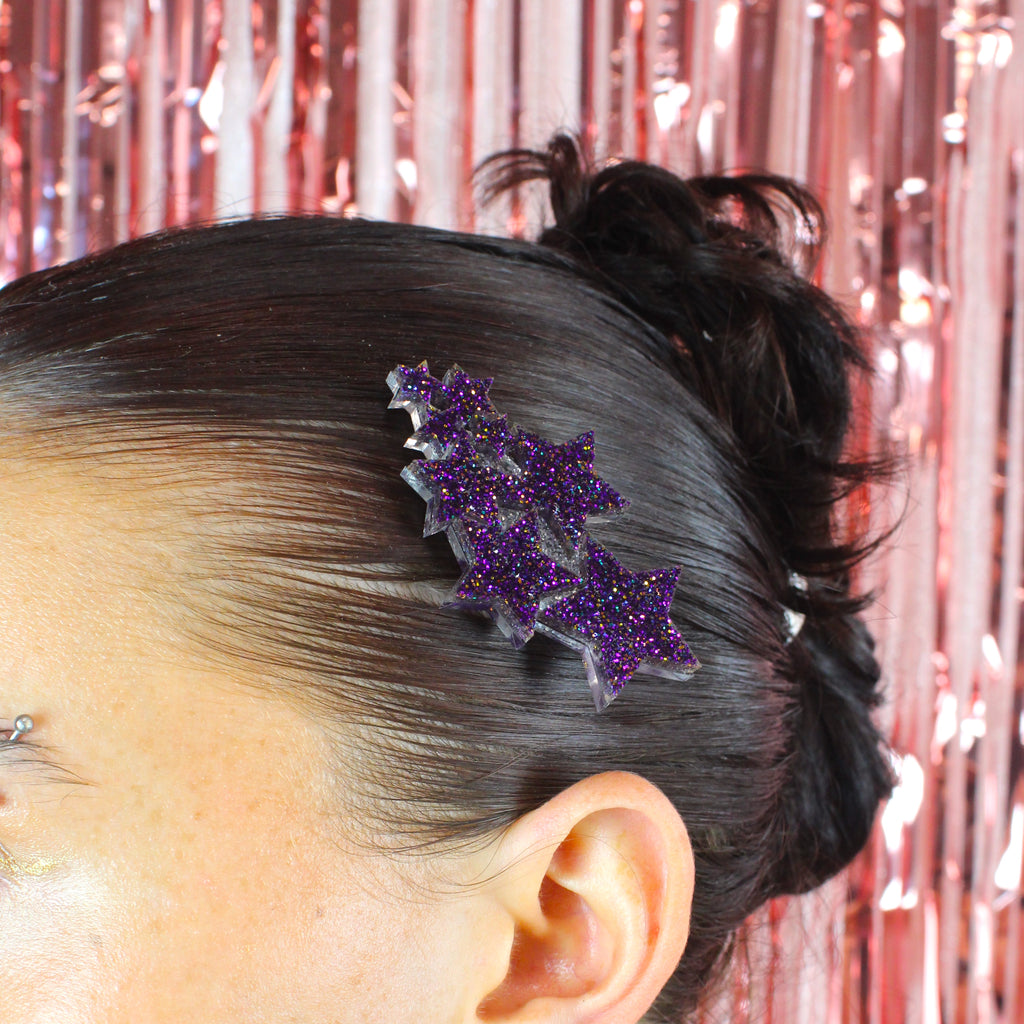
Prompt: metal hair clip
<box><xmin>5</xmin><ymin>715</ymin><xmax>34</xmax><ymax>742</ymax></box>
<box><xmin>387</xmin><ymin>362</ymin><xmax>700</xmax><ymax>709</ymax></box>
<box><xmin>782</xmin><ymin>573</ymin><xmax>808</xmax><ymax>644</ymax></box>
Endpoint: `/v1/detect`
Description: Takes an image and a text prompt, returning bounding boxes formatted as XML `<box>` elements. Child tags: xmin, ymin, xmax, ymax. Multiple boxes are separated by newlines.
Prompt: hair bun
<box><xmin>479</xmin><ymin>133</ymin><xmax>884</xmax><ymax>586</ymax></box>
<box><xmin>768</xmin><ymin>612</ymin><xmax>893</xmax><ymax>895</ymax></box>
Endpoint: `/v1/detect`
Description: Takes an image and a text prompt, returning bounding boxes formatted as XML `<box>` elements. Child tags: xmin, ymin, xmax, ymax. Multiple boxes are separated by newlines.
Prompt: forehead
<box><xmin>0</xmin><ymin>453</ymin><xmax>184</xmax><ymax>765</ymax></box>
<box><xmin>0</xmin><ymin>447</ymin><xmax>336</xmax><ymax>811</ymax></box>
<box><xmin>0</xmin><ymin>450</ymin><xmax>188</xmax><ymax>646</ymax></box>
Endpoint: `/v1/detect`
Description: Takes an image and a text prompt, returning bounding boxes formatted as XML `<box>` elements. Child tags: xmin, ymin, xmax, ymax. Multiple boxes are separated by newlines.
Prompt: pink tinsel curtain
<box><xmin>1</xmin><ymin>3</ymin><xmax>1021</xmax><ymax>1022</ymax></box>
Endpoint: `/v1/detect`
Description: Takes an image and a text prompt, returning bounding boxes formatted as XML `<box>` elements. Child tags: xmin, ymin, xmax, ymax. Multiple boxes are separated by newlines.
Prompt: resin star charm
<box><xmin>387</xmin><ymin>361</ymin><xmax>700</xmax><ymax>709</ymax></box>
<box><xmin>513</xmin><ymin>431</ymin><xmax>629</xmax><ymax>546</ymax></box>
<box><xmin>401</xmin><ymin>443</ymin><xmax>523</xmax><ymax>535</ymax></box>
<box><xmin>542</xmin><ymin>541</ymin><xmax>700</xmax><ymax>709</ymax></box>
<box><xmin>447</xmin><ymin>514</ymin><xmax>582</xmax><ymax>647</ymax></box>
<box><xmin>386</xmin><ymin>362</ymin><xmax>444</xmax><ymax>429</ymax></box>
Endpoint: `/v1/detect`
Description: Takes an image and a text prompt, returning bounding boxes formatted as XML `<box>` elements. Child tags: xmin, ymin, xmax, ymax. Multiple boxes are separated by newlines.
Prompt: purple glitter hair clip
<box><xmin>387</xmin><ymin>361</ymin><xmax>700</xmax><ymax>710</ymax></box>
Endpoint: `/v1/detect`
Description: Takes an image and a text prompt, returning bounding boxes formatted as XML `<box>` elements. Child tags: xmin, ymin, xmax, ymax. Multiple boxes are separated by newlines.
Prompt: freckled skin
<box><xmin>0</xmin><ymin>458</ymin><xmax>484</xmax><ymax>1024</ymax></box>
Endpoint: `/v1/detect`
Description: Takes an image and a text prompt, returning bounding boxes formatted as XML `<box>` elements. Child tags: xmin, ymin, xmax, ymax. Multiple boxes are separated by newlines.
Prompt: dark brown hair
<box><xmin>0</xmin><ymin>137</ymin><xmax>892</xmax><ymax>1020</ymax></box>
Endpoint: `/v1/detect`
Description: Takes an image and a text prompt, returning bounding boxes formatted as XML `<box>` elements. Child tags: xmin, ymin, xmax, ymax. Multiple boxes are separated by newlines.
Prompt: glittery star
<box><xmin>408</xmin><ymin>366</ymin><xmax>501</xmax><ymax>455</ymax></box>
<box><xmin>447</xmin><ymin>514</ymin><xmax>582</xmax><ymax>647</ymax></box>
<box><xmin>469</xmin><ymin>414</ymin><xmax>517</xmax><ymax>460</ymax></box>
<box><xmin>406</xmin><ymin>409</ymin><xmax>472</xmax><ymax>455</ymax></box>
<box><xmin>402</xmin><ymin>445</ymin><xmax>523</xmax><ymax>535</ymax></box>
<box><xmin>387</xmin><ymin>362</ymin><xmax>444</xmax><ymax>429</ymax></box>
<box><xmin>543</xmin><ymin>541</ymin><xmax>699</xmax><ymax>707</ymax></box>
<box><xmin>513</xmin><ymin>431</ymin><xmax>629</xmax><ymax>545</ymax></box>
<box><xmin>438</xmin><ymin>366</ymin><xmax>497</xmax><ymax>419</ymax></box>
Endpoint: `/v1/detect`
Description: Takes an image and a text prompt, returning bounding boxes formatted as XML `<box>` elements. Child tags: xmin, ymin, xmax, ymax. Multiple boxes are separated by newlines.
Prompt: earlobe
<box><xmin>472</xmin><ymin>772</ymin><xmax>694</xmax><ymax>1024</ymax></box>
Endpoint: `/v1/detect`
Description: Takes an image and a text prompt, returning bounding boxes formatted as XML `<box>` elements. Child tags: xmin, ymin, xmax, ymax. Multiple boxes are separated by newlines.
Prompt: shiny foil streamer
<box><xmin>0</xmin><ymin>2</ymin><xmax>1021</xmax><ymax>1022</ymax></box>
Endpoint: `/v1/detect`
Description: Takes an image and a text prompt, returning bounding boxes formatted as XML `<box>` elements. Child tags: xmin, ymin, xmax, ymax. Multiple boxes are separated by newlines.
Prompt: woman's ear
<box><xmin>466</xmin><ymin>771</ymin><xmax>694</xmax><ymax>1024</ymax></box>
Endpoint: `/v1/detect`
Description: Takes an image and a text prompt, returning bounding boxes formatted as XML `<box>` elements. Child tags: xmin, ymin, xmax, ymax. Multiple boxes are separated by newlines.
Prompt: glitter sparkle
<box><xmin>544</xmin><ymin>541</ymin><xmax>699</xmax><ymax>701</ymax></box>
<box><xmin>448</xmin><ymin>514</ymin><xmax>582</xmax><ymax>645</ymax></box>
<box><xmin>513</xmin><ymin>431</ymin><xmax>628</xmax><ymax>544</ymax></box>
<box><xmin>402</xmin><ymin>444</ymin><xmax>522</xmax><ymax>535</ymax></box>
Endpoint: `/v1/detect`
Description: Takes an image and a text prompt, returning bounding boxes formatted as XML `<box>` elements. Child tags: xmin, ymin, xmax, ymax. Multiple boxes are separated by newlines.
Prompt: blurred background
<box><xmin>0</xmin><ymin>2</ymin><xmax>1021</xmax><ymax>1021</ymax></box>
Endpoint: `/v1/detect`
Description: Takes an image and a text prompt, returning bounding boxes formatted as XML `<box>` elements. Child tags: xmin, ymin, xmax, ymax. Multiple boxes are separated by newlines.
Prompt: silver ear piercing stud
<box><xmin>6</xmin><ymin>715</ymin><xmax>34</xmax><ymax>742</ymax></box>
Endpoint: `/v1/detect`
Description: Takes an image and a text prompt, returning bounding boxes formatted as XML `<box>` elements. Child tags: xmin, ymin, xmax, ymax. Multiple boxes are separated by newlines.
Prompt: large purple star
<box><xmin>447</xmin><ymin>514</ymin><xmax>582</xmax><ymax>647</ymax></box>
<box><xmin>402</xmin><ymin>444</ymin><xmax>524</xmax><ymax>535</ymax></box>
<box><xmin>543</xmin><ymin>541</ymin><xmax>699</xmax><ymax>708</ymax></box>
<box><xmin>513</xmin><ymin>431</ymin><xmax>629</xmax><ymax>546</ymax></box>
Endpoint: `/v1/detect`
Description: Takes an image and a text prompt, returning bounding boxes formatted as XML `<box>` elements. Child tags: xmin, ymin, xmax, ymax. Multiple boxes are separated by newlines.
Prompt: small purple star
<box><xmin>513</xmin><ymin>431</ymin><xmax>629</xmax><ymax>545</ymax></box>
<box><xmin>407</xmin><ymin>408</ymin><xmax>474</xmax><ymax>455</ymax></box>
<box><xmin>544</xmin><ymin>541</ymin><xmax>699</xmax><ymax>706</ymax></box>
<box><xmin>408</xmin><ymin>366</ymin><xmax>501</xmax><ymax>455</ymax></box>
<box><xmin>402</xmin><ymin>444</ymin><xmax>523</xmax><ymax>535</ymax></box>
<box><xmin>448</xmin><ymin>514</ymin><xmax>582</xmax><ymax>646</ymax></box>
<box><xmin>437</xmin><ymin>366</ymin><xmax>497</xmax><ymax>420</ymax></box>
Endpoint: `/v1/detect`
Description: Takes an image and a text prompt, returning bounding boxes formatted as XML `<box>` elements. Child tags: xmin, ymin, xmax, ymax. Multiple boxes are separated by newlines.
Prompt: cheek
<box><xmin>91</xmin><ymin>833</ymin><xmax>436</xmax><ymax>1024</ymax></box>
<box><xmin>0</xmin><ymin>796</ymin><xmax>334</xmax><ymax>1022</ymax></box>
<box><xmin>72</xmin><ymin>787</ymin><xmax>410</xmax><ymax>1022</ymax></box>
<box><xmin>0</xmin><ymin>866</ymin><xmax>129</xmax><ymax>1024</ymax></box>
<box><xmin>0</xmin><ymin>850</ymin><xmax>323</xmax><ymax>1024</ymax></box>
<box><xmin>0</xmin><ymin>824</ymin><xmax>459</xmax><ymax>1024</ymax></box>
<box><xmin>88</xmin><ymin>810</ymin><xmax>325</xmax><ymax>1021</ymax></box>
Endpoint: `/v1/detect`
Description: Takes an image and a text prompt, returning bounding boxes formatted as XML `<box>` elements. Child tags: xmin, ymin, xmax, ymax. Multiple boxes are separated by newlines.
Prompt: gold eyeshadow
<box><xmin>0</xmin><ymin>839</ymin><xmax>63</xmax><ymax>878</ymax></box>
<box><xmin>0</xmin><ymin>725</ymin><xmax>89</xmax><ymax>882</ymax></box>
